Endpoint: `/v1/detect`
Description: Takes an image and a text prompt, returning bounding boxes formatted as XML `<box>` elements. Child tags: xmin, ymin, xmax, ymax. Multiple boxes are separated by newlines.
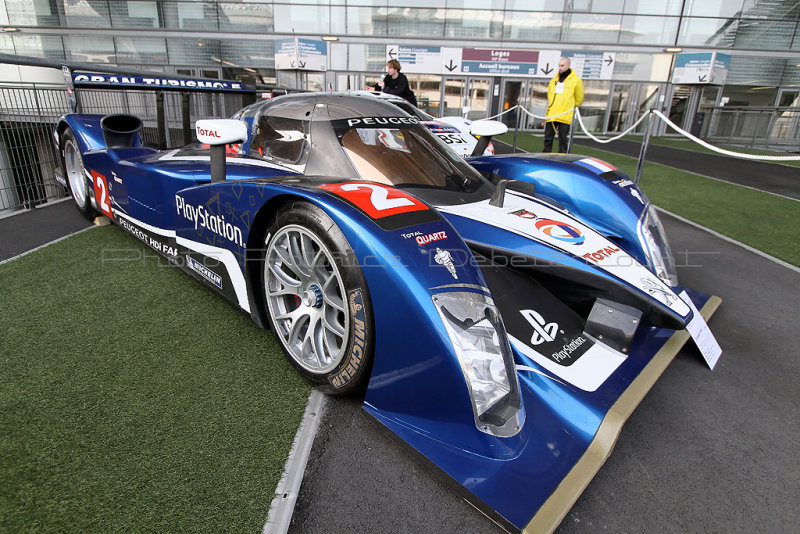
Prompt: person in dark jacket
<box><xmin>371</xmin><ymin>59</ymin><xmax>417</xmax><ymax>106</ymax></box>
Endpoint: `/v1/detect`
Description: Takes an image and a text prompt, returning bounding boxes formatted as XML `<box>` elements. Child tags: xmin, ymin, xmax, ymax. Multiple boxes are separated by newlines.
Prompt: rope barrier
<box><xmin>478</xmin><ymin>104</ymin><xmax>799</xmax><ymax>162</ymax></box>
<box><xmin>573</xmin><ymin>108</ymin><xmax>651</xmax><ymax>144</ymax></box>
<box><xmin>650</xmin><ymin>109</ymin><xmax>800</xmax><ymax>161</ymax></box>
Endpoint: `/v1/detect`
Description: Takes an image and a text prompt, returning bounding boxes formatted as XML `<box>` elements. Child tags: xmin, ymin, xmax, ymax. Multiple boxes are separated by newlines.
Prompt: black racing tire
<box><xmin>263</xmin><ymin>200</ymin><xmax>374</xmax><ymax>395</ymax></box>
<box><xmin>60</xmin><ymin>128</ymin><xmax>98</xmax><ymax>221</ymax></box>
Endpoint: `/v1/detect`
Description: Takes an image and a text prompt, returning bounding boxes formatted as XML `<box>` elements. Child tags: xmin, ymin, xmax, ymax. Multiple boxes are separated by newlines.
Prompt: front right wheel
<box><xmin>263</xmin><ymin>201</ymin><xmax>374</xmax><ymax>394</ymax></box>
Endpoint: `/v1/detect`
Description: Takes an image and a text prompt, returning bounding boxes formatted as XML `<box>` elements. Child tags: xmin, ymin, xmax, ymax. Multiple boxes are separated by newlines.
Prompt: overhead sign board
<box><xmin>72</xmin><ymin>72</ymin><xmax>247</xmax><ymax>92</ymax></box>
<box><xmin>275</xmin><ymin>38</ymin><xmax>327</xmax><ymax>71</ymax></box>
<box><xmin>386</xmin><ymin>45</ymin><xmax>442</xmax><ymax>74</ymax></box>
<box><xmin>562</xmin><ymin>51</ymin><xmax>615</xmax><ymax>80</ymax></box>
<box><xmin>384</xmin><ymin>47</ymin><xmax>614</xmax><ymax>79</ymax></box>
<box><xmin>672</xmin><ymin>52</ymin><xmax>729</xmax><ymax>84</ymax></box>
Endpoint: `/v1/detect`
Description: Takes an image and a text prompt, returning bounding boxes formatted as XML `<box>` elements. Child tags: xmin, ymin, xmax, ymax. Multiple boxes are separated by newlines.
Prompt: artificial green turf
<box><xmin>0</xmin><ymin>225</ymin><xmax>310</xmax><ymax>533</ymax></box>
<box><xmin>498</xmin><ymin>132</ymin><xmax>800</xmax><ymax>267</ymax></box>
<box><xmin>604</xmin><ymin>134</ymin><xmax>800</xmax><ymax>167</ymax></box>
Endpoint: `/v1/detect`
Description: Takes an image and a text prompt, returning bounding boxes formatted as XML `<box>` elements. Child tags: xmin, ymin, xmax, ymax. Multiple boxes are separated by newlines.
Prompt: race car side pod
<box><xmin>195</xmin><ymin>119</ymin><xmax>248</xmax><ymax>182</ymax></box>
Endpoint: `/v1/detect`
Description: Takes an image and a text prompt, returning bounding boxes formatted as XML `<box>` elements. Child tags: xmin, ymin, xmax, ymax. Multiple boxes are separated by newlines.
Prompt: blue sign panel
<box><xmin>72</xmin><ymin>72</ymin><xmax>247</xmax><ymax>92</ymax></box>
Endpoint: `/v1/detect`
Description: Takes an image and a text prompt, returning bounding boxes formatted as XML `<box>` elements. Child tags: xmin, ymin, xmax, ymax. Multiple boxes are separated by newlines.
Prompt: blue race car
<box><xmin>55</xmin><ymin>93</ymin><xmax>719</xmax><ymax>533</ymax></box>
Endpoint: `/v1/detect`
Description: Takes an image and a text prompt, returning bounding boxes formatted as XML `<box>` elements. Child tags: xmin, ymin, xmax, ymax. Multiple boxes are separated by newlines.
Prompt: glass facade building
<box><xmin>0</xmin><ymin>0</ymin><xmax>798</xmax><ymax>139</ymax></box>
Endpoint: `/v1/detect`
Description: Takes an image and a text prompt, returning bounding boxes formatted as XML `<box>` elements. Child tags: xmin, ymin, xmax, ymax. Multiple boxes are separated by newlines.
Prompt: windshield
<box><xmin>332</xmin><ymin>120</ymin><xmax>492</xmax><ymax>205</ymax></box>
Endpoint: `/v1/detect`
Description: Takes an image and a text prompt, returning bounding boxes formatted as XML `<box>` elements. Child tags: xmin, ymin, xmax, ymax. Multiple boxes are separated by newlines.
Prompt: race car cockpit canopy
<box><xmin>239</xmin><ymin>93</ymin><xmax>493</xmax><ymax>205</ymax></box>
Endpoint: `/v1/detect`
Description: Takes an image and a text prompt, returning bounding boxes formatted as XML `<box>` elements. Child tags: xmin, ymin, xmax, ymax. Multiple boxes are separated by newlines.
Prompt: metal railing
<box><xmin>702</xmin><ymin>106</ymin><xmax>800</xmax><ymax>150</ymax></box>
<box><xmin>0</xmin><ymin>54</ymin><xmax>266</xmax><ymax>214</ymax></box>
<box><xmin>0</xmin><ymin>83</ymin><xmax>70</xmax><ymax>212</ymax></box>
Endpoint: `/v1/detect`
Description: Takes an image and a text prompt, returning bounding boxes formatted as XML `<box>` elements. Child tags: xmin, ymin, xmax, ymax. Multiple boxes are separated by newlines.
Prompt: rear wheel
<box><xmin>263</xmin><ymin>201</ymin><xmax>374</xmax><ymax>394</ymax></box>
<box><xmin>61</xmin><ymin>128</ymin><xmax>98</xmax><ymax>220</ymax></box>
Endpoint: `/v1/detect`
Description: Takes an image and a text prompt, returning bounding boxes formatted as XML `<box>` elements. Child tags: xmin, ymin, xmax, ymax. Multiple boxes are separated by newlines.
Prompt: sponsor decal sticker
<box><xmin>612</xmin><ymin>178</ymin><xmax>634</xmax><ymax>188</ymax></box>
<box><xmin>520</xmin><ymin>309</ymin><xmax>558</xmax><ymax>345</ymax></box>
<box><xmin>318</xmin><ymin>182</ymin><xmax>429</xmax><ymax>219</ymax></box>
<box><xmin>345</xmin><ymin>116</ymin><xmax>420</xmax><ymax>127</ymax></box>
<box><xmin>642</xmin><ymin>277</ymin><xmax>675</xmax><ymax>304</ymax></box>
<box><xmin>630</xmin><ymin>188</ymin><xmax>645</xmax><ymax>205</ymax></box>
<box><xmin>175</xmin><ymin>195</ymin><xmax>244</xmax><ymax>247</ymax></box>
<box><xmin>582</xmin><ymin>245</ymin><xmax>621</xmax><ymax>263</ymax></box>
<box><xmin>519</xmin><ymin>309</ymin><xmax>589</xmax><ymax>366</ymax></box>
<box><xmin>574</xmin><ymin>157</ymin><xmax>617</xmax><ymax>174</ymax></box>
<box><xmin>434</xmin><ymin>248</ymin><xmax>458</xmax><ymax>279</ymax></box>
<box><xmin>510</xmin><ymin>209</ymin><xmax>537</xmax><ymax>219</ymax></box>
<box><xmin>330</xmin><ymin>289</ymin><xmax>369</xmax><ymax>389</ymax></box>
<box><xmin>415</xmin><ymin>230</ymin><xmax>447</xmax><ymax>246</ymax></box>
<box><xmin>535</xmin><ymin>218</ymin><xmax>585</xmax><ymax>245</ymax></box>
<box><xmin>186</xmin><ymin>255</ymin><xmax>223</xmax><ymax>289</ymax></box>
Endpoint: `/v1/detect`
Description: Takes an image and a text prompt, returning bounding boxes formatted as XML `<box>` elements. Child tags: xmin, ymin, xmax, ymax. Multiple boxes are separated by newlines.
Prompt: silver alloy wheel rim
<box><xmin>64</xmin><ymin>140</ymin><xmax>87</xmax><ymax>208</ymax></box>
<box><xmin>265</xmin><ymin>224</ymin><xmax>350</xmax><ymax>375</ymax></box>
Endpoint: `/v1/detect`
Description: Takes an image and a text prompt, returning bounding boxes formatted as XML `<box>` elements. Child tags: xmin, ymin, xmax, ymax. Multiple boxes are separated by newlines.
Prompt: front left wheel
<box><xmin>263</xmin><ymin>201</ymin><xmax>374</xmax><ymax>395</ymax></box>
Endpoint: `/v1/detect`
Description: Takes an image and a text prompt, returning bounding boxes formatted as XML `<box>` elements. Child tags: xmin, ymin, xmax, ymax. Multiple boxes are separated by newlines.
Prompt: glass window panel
<box><xmin>678</xmin><ymin>17</ymin><xmax>737</xmax><ymax>47</ymax></box>
<box><xmin>683</xmin><ymin>0</ymin><xmax>744</xmax><ymax>18</ymax></box>
<box><xmin>569</xmin><ymin>0</ymin><xmax>626</xmax><ymax>13</ymax></box>
<box><xmin>721</xmin><ymin>85</ymin><xmax>778</xmax><ymax>106</ymax></box>
<box><xmin>731</xmin><ymin>19</ymin><xmax>796</xmax><ymax>49</ymax></box>
<box><xmin>115</xmin><ymin>37</ymin><xmax>168</xmax><ymax>64</ymax></box>
<box><xmin>394</xmin><ymin>0</ymin><xmax>445</xmax><ymax>6</ymax></box>
<box><xmin>221</xmin><ymin>40</ymin><xmax>274</xmax><ymax>68</ymax></box>
<box><xmin>503</xmin><ymin>11</ymin><xmax>563</xmax><ymax>41</ymax></box>
<box><xmin>445</xmin><ymin>9</ymin><xmax>503</xmax><ymax>39</ymax></box>
<box><xmin>274</xmin><ymin>5</ymin><xmax>330</xmax><ymax>33</ymax></box>
<box><xmin>621</xmin><ymin>0</ymin><xmax>683</xmax><ymax>16</ymax></box>
<box><xmin>605</xmin><ymin>53</ymin><xmax>672</xmax><ymax>81</ymax></box>
<box><xmin>110</xmin><ymin>1</ymin><xmax>159</xmax><ymax>29</ymax></box>
<box><xmin>334</xmin><ymin>6</ymin><xmax>388</xmax><ymax>35</ymax></box>
<box><xmin>619</xmin><ymin>15</ymin><xmax>679</xmax><ymax>45</ymax></box>
<box><xmin>177</xmin><ymin>2</ymin><xmax>217</xmax><ymax>30</ymax></box>
<box><xmin>64</xmin><ymin>35</ymin><xmax>115</xmax><ymax>63</ymax></box>
<box><xmin>367</xmin><ymin>44</ymin><xmax>387</xmax><ymax>71</ymax></box>
<box><xmin>386</xmin><ymin>8</ymin><xmax>444</xmax><ymax>37</ymax></box>
<box><xmin>446</xmin><ymin>0</ymin><xmax>505</xmax><ymax>8</ymax></box>
<box><xmin>505</xmin><ymin>0</ymin><xmax>564</xmax><ymax>9</ymax></box>
<box><xmin>0</xmin><ymin>35</ymin><xmax>13</xmax><ymax>54</ymax></box>
<box><xmin>781</xmin><ymin>61</ymin><xmax>800</xmax><ymax>85</ymax></box>
<box><xmin>562</xmin><ymin>12</ymin><xmax>621</xmax><ymax>43</ymax></box>
<box><xmin>62</xmin><ymin>0</ymin><xmax>111</xmax><ymax>28</ymax></box>
<box><xmin>6</xmin><ymin>0</ymin><xmax>59</xmax><ymax>26</ymax></box>
<box><xmin>167</xmin><ymin>38</ymin><xmax>222</xmax><ymax>66</ymax></box>
<box><xmin>726</xmin><ymin>56</ymin><xmax>785</xmax><ymax>85</ymax></box>
<box><xmin>11</xmin><ymin>35</ymin><xmax>64</xmax><ymax>59</ymax></box>
<box><xmin>218</xmin><ymin>3</ymin><xmax>273</xmax><ymax>32</ymax></box>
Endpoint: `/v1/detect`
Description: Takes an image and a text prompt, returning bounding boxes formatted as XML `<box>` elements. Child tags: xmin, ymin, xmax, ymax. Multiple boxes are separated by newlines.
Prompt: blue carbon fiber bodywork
<box><xmin>57</xmin><ymin>97</ymin><xmax>718</xmax><ymax>533</ymax></box>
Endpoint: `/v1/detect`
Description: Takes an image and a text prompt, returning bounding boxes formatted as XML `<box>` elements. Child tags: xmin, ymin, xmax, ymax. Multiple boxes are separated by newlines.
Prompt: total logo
<box><xmin>582</xmin><ymin>245</ymin><xmax>621</xmax><ymax>263</ymax></box>
<box><xmin>196</xmin><ymin>126</ymin><xmax>221</xmax><ymax>138</ymax></box>
<box><xmin>520</xmin><ymin>309</ymin><xmax>560</xmax><ymax>345</ymax></box>
<box><xmin>535</xmin><ymin>218</ymin><xmax>585</xmax><ymax>245</ymax></box>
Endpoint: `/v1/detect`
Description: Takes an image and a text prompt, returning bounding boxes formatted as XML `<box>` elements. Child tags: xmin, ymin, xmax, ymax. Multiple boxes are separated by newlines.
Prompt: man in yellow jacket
<box><xmin>544</xmin><ymin>57</ymin><xmax>584</xmax><ymax>153</ymax></box>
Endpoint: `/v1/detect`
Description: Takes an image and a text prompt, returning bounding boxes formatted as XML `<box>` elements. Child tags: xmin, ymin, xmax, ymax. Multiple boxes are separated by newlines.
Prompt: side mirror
<box><xmin>195</xmin><ymin>119</ymin><xmax>247</xmax><ymax>146</ymax></box>
<box><xmin>470</xmin><ymin>120</ymin><xmax>508</xmax><ymax>137</ymax></box>
<box><xmin>469</xmin><ymin>120</ymin><xmax>508</xmax><ymax>157</ymax></box>
<box><xmin>195</xmin><ymin>119</ymin><xmax>247</xmax><ymax>182</ymax></box>
<box><xmin>461</xmin><ymin>105</ymin><xmax>471</xmax><ymax>118</ymax></box>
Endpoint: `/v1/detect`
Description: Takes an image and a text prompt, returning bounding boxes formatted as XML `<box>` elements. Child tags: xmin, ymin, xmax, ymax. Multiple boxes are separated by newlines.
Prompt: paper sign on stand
<box><xmin>679</xmin><ymin>291</ymin><xmax>723</xmax><ymax>369</ymax></box>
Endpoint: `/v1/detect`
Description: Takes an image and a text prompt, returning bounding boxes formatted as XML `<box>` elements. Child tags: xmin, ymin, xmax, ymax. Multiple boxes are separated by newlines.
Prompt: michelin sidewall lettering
<box><xmin>329</xmin><ymin>288</ymin><xmax>371</xmax><ymax>390</ymax></box>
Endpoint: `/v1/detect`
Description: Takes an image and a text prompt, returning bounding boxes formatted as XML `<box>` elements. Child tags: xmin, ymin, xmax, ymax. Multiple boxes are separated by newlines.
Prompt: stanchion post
<box><xmin>512</xmin><ymin>106</ymin><xmax>520</xmax><ymax>153</ymax></box>
<box><xmin>182</xmin><ymin>92</ymin><xmax>191</xmax><ymax>145</ymax></box>
<box><xmin>156</xmin><ymin>91</ymin><xmax>167</xmax><ymax>150</ymax></box>
<box><xmin>634</xmin><ymin>110</ymin><xmax>653</xmax><ymax>184</ymax></box>
<box><xmin>567</xmin><ymin>107</ymin><xmax>576</xmax><ymax>153</ymax></box>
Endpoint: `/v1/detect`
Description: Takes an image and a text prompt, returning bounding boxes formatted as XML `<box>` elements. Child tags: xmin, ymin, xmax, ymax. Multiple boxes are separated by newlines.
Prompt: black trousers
<box><xmin>543</xmin><ymin>121</ymin><xmax>570</xmax><ymax>153</ymax></box>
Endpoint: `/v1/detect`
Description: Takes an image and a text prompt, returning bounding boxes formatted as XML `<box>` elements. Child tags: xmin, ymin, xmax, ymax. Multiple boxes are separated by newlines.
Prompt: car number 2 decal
<box><xmin>319</xmin><ymin>182</ymin><xmax>429</xmax><ymax>219</ymax></box>
<box><xmin>90</xmin><ymin>170</ymin><xmax>114</xmax><ymax>218</ymax></box>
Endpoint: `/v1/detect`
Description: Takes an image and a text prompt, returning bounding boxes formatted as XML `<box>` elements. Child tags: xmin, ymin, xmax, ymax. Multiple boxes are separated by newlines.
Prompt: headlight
<box><xmin>432</xmin><ymin>291</ymin><xmax>524</xmax><ymax>437</ymax></box>
<box><xmin>637</xmin><ymin>205</ymin><xmax>678</xmax><ymax>286</ymax></box>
